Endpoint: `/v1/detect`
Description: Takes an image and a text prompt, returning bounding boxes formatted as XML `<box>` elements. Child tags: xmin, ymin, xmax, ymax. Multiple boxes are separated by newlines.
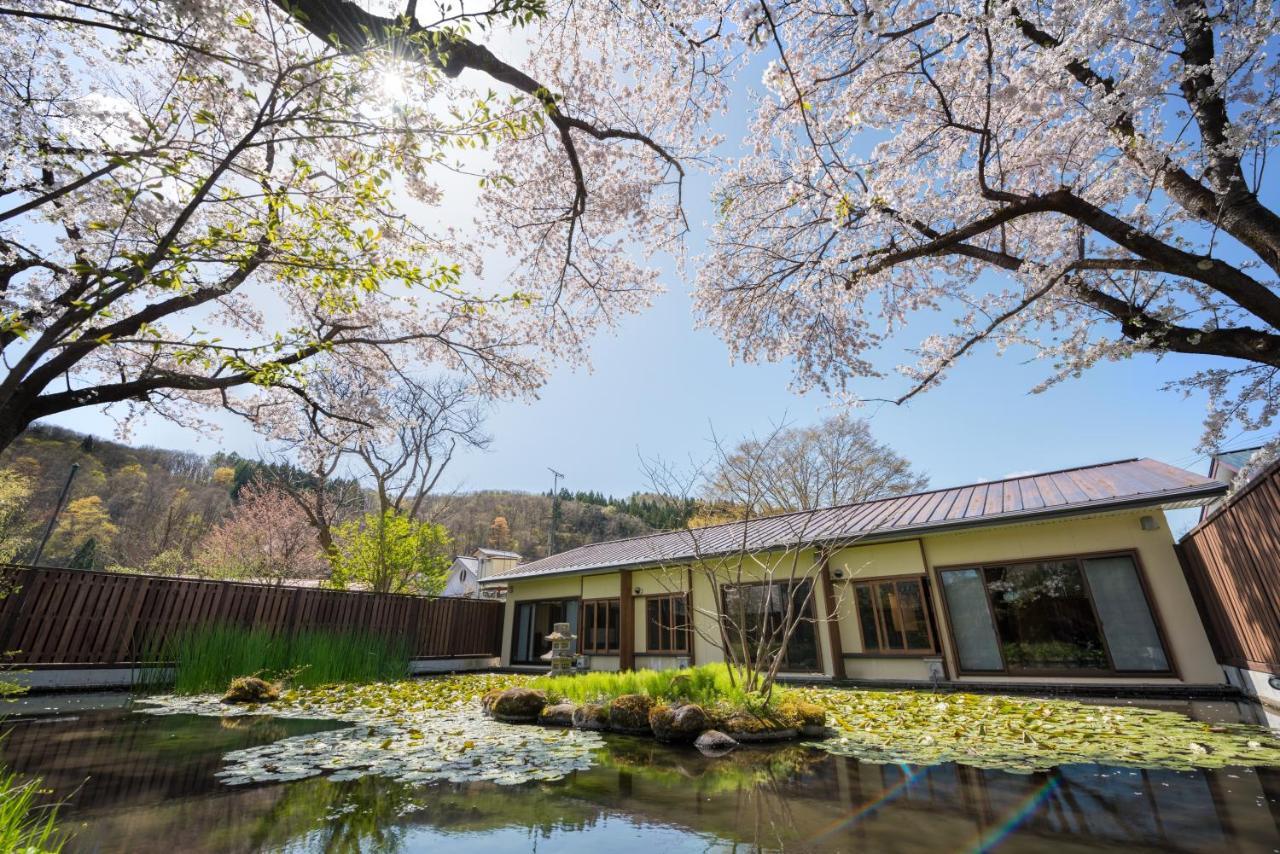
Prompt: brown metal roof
<box><xmin>482</xmin><ymin>458</ymin><xmax>1226</xmax><ymax>584</ymax></box>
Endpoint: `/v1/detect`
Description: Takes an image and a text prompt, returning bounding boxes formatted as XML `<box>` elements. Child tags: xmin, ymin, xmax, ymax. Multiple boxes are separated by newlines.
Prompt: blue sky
<box><xmin>42</xmin><ymin>27</ymin><xmax>1277</xmax><ymax>523</ymax></box>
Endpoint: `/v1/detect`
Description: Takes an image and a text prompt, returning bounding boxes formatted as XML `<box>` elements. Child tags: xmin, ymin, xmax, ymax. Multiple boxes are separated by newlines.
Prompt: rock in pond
<box><xmin>490</xmin><ymin>687</ymin><xmax>548</xmax><ymax>723</ymax></box>
<box><xmin>221</xmin><ymin>676</ymin><xmax>279</xmax><ymax>705</ymax></box>
<box><xmin>539</xmin><ymin>703</ymin><xmax>576</xmax><ymax>727</ymax></box>
<box><xmin>779</xmin><ymin>699</ymin><xmax>828</xmax><ymax>737</ymax></box>
<box><xmin>608</xmin><ymin>694</ymin><xmax>654</xmax><ymax>734</ymax></box>
<box><xmin>572</xmin><ymin>703</ymin><xmax>610</xmax><ymax>731</ymax></box>
<box><xmin>649</xmin><ymin>703</ymin><xmax>710</xmax><ymax>743</ymax></box>
<box><xmin>695</xmin><ymin>730</ymin><xmax>740</xmax><ymax>756</ymax></box>
<box><xmin>480</xmin><ymin>688</ymin><xmax>505</xmax><ymax>717</ymax></box>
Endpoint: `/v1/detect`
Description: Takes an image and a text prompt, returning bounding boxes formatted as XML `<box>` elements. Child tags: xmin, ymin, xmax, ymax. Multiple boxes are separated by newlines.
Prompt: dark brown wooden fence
<box><xmin>1177</xmin><ymin>458</ymin><xmax>1280</xmax><ymax>676</ymax></box>
<box><xmin>0</xmin><ymin>566</ymin><xmax>505</xmax><ymax>666</ymax></box>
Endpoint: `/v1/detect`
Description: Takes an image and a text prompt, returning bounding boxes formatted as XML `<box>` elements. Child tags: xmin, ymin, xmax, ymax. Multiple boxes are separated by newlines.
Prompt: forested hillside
<box><xmin>0</xmin><ymin>425</ymin><xmax>666</xmax><ymax>570</ymax></box>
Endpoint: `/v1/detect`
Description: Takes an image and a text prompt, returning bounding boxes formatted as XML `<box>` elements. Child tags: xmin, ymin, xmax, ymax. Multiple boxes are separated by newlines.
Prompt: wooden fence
<box><xmin>1177</xmin><ymin>458</ymin><xmax>1280</xmax><ymax>677</ymax></box>
<box><xmin>0</xmin><ymin>566</ymin><xmax>505</xmax><ymax>666</ymax></box>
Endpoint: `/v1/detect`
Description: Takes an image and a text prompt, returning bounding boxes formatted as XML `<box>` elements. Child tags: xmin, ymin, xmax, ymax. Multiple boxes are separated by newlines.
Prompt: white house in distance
<box><xmin>442</xmin><ymin>548</ymin><xmax>521</xmax><ymax>598</ymax></box>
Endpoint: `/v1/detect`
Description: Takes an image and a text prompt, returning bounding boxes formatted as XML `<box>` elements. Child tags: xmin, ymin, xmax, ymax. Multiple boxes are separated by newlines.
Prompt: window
<box><xmin>581</xmin><ymin>599</ymin><xmax>621</xmax><ymax>654</ymax></box>
<box><xmin>720</xmin><ymin>580</ymin><xmax>820</xmax><ymax>671</ymax></box>
<box><xmin>511</xmin><ymin>599</ymin><xmax>579</xmax><ymax>665</ymax></box>
<box><xmin>645</xmin><ymin>594</ymin><xmax>689</xmax><ymax>653</ymax></box>
<box><xmin>938</xmin><ymin>553</ymin><xmax>1171</xmax><ymax>674</ymax></box>
<box><xmin>853</xmin><ymin>577</ymin><xmax>936</xmax><ymax>654</ymax></box>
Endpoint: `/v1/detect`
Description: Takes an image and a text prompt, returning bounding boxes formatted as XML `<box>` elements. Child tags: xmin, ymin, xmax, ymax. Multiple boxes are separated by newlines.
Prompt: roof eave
<box><xmin>478</xmin><ymin>482</ymin><xmax>1226</xmax><ymax>585</ymax></box>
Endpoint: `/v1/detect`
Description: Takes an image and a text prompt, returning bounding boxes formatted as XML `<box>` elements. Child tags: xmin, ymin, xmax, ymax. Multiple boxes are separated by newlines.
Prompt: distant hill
<box><xmin>0</xmin><ymin>425</ymin><xmax>681</xmax><ymax>569</ymax></box>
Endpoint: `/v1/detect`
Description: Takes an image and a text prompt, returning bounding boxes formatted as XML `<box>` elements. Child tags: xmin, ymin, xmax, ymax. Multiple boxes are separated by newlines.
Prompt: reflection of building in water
<box><xmin>3</xmin><ymin>706</ymin><xmax>1279</xmax><ymax>853</ymax></box>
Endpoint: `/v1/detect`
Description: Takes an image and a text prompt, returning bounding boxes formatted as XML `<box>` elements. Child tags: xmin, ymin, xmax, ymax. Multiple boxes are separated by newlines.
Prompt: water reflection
<box><xmin>0</xmin><ymin>704</ymin><xmax>1276</xmax><ymax>853</ymax></box>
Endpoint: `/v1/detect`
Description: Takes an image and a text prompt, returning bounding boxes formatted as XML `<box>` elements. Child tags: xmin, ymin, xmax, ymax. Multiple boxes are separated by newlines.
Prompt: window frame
<box><xmin>718</xmin><ymin>579</ymin><xmax>823</xmax><ymax>673</ymax></box>
<box><xmin>581</xmin><ymin>597</ymin><xmax>621</xmax><ymax>655</ymax></box>
<box><xmin>509</xmin><ymin>597</ymin><xmax>581</xmax><ymax>665</ymax></box>
<box><xmin>934</xmin><ymin>549</ymin><xmax>1177</xmax><ymax>678</ymax></box>
<box><xmin>644</xmin><ymin>593</ymin><xmax>690</xmax><ymax>654</ymax></box>
<box><xmin>850</xmin><ymin>574</ymin><xmax>938</xmax><ymax>656</ymax></box>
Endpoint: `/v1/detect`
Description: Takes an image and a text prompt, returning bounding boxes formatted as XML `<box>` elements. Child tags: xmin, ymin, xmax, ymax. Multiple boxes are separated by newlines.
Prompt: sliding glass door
<box><xmin>938</xmin><ymin>553</ymin><xmax>1171</xmax><ymax>675</ymax></box>
<box><xmin>511</xmin><ymin>599</ymin><xmax>579</xmax><ymax>665</ymax></box>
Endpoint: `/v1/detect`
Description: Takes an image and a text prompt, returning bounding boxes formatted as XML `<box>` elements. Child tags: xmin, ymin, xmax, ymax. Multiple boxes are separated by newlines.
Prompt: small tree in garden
<box><xmin>642</xmin><ymin>424</ymin><xmax>867</xmax><ymax>699</ymax></box>
<box><xmin>194</xmin><ymin>479</ymin><xmax>328</xmax><ymax>584</ymax></box>
<box><xmin>330</xmin><ymin>511</ymin><xmax>452</xmax><ymax>595</ymax></box>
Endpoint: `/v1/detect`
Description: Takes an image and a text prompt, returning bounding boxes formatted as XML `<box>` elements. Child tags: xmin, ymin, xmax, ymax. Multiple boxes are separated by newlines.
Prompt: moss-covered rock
<box><xmin>718</xmin><ymin>710</ymin><xmax>796</xmax><ymax>743</ymax></box>
<box><xmin>480</xmin><ymin>688</ymin><xmax>505</xmax><ymax>717</ymax></box>
<box><xmin>221</xmin><ymin>676</ymin><xmax>280</xmax><ymax>705</ymax></box>
<box><xmin>490</xmin><ymin>687</ymin><xmax>547</xmax><ymax>723</ymax></box>
<box><xmin>539</xmin><ymin>703</ymin><xmax>576</xmax><ymax>727</ymax></box>
<box><xmin>608</xmin><ymin>693</ymin><xmax>654</xmax><ymax>734</ymax></box>
<box><xmin>778</xmin><ymin>699</ymin><xmax>828</xmax><ymax>736</ymax></box>
<box><xmin>649</xmin><ymin>702</ymin><xmax>710</xmax><ymax>743</ymax></box>
<box><xmin>572</xmin><ymin>702</ymin><xmax>610</xmax><ymax>731</ymax></box>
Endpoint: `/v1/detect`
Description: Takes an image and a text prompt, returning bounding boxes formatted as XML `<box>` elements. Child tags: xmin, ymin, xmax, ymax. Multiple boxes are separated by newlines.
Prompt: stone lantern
<box><xmin>545</xmin><ymin>622</ymin><xmax>577</xmax><ymax>675</ymax></box>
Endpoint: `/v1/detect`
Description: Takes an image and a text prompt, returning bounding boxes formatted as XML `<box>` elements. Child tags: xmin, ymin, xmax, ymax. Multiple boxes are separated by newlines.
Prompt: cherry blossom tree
<box><xmin>692</xmin><ymin>0</ymin><xmax>1280</xmax><ymax>452</ymax></box>
<box><xmin>0</xmin><ymin>0</ymin><xmax>698</xmax><ymax>451</ymax></box>
<box><xmin>194</xmin><ymin>477</ymin><xmax>328</xmax><ymax>583</ymax></box>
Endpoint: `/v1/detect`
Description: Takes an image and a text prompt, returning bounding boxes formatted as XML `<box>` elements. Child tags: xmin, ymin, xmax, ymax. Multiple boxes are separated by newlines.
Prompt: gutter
<box><xmin>480</xmin><ymin>481</ymin><xmax>1228</xmax><ymax>585</ymax></box>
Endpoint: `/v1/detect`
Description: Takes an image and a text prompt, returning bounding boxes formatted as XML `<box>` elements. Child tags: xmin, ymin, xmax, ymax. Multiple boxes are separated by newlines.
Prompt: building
<box><xmin>442</xmin><ymin>548</ymin><xmax>521</xmax><ymax>598</ymax></box>
<box><xmin>480</xmin><ymin>458</ymin><xmax>1233</xmax><ymax>689</ymax></box>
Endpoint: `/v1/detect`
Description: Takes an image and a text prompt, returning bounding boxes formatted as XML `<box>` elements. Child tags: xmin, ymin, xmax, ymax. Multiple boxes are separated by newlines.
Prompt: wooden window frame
<box><xmin>934</xmin><ymin>549</ymin><xmax>1177</xmax><ymax>678</ymax></box>
<box><xmin>850</xmin><ymin>574</ymin><xmax>938</xmax><ymax>656</ymax></box>
<box><xmin>644</xmin><ymin>593</ymin><xmax>690</xmax><ymax>654</ymax></box>
<box><xmin>581</xmin><ymin>597</ymin><xmax>621</xmax><ymax>655</ymax></box>
<box><xmin>717</xmin><ymin>579</ymin><xmax>823</xmax><ymax>673</ymax></box>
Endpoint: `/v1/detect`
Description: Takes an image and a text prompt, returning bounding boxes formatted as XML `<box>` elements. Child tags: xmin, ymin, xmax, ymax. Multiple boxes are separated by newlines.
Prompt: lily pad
<box><xmin>796</xmin><ymin>687</ymin><xmax>1280</xmax><ymax>773</ymax></box>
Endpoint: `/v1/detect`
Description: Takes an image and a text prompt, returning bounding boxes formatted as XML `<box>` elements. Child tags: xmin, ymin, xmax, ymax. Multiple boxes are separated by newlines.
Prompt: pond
<box><xmin>2</xmin><ymin>691</ymin><xmax>1278</xmax><ymax>853</ymax></box>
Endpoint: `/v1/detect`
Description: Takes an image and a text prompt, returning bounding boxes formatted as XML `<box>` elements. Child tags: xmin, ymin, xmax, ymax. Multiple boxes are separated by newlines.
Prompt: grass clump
<box><xmin>145</xmin><ymin>623</ymin><xmax>412</xmax><ymax>695</ymax></box>
<box><xmin>0</xmin><ymin>768</ymin><xmax>66</xmax><ymax>853</ymax></box>
<box><xmin>534</xmin><ymin>663</ymin><xmax>781</xmax><ymax>710</ymax></box>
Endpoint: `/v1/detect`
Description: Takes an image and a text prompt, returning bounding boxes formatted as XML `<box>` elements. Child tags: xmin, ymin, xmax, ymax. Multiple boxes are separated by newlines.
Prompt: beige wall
<box><xmin>499</xmin><ymin>509</ymin><xmax>1224</xmax><ymax>686</ymax></box>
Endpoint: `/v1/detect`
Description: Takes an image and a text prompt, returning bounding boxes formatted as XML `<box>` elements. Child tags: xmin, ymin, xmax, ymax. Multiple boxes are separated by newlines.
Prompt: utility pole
<box><xmin>547</xmin><ymin>467</ymin><xmax>564</xmax><ymax>555</ymax></box>
<box><xmin>31</xmin><ymin>462</ymin><xmax>79</xmax><ymax>567</ymax></box>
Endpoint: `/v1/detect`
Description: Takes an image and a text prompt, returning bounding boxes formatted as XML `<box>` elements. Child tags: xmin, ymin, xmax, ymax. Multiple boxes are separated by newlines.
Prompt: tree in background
<box><xmin>0</xmin><ymin>470</ymin><xmax>32</xmax><ymax>565</ymax></box>
<box><xmin>45</xmin><ymin>496</ymin><xmax>117</xmax><ymax>568</ymax></box>
<box><xmin>704</xmin><ymin>415</ymin><xmax>928</xmax><ymax>513</ymax></box>
<box><xmin>268</xmin><ymin>373</ymin><xmax>489</xmax><ymax>561</ymax></box>
<box><xmin>329</xmin><ymin>511</ymin><xmax>452</xmax><ymax>595</ymax></box>
<box><xmin>691</xmin><ymin>1</ymin><xmax>1280</xmax><ymax>454</ymax></box>
<box><xmin>488</xmin><ymin>516</ymin><xmax>512</xmax><ymax>551</ymax></box>
<box><xmin>194</xmin><ymin>479</ymin><xmax>328</xmax><ymax>584</ymax></box>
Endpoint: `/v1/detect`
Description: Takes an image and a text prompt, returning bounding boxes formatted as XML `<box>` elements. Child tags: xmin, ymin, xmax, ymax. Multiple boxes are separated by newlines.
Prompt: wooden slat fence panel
<box><xmin>1177</xmin><ymin>459</ymin><xmax>1280</xmax><ymax>676</ymax></box>
<box><xmin>0</xmin><ymin>566</ymin><xmax>505</xmax><ymax>665</ymax></box>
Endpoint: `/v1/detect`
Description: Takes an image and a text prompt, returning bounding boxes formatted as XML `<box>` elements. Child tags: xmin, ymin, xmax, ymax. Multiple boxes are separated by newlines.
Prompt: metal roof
<box><xmin>481</xmin><ymin>458</ymin><xmax>1225</xmax><ymax>584</ymax></box>
<box><xmin>475</xmin><ymin>548</ymin><xmax>522</xmax><ymax>559</ymax></box>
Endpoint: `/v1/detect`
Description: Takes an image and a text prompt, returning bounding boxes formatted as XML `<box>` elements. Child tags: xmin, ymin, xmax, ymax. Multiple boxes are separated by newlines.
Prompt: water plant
<box><xmin>137</xmin><ymin>674</ymin><xmax>598</xmax><ymax>787</ymax></box>
<box><xmin>140</xmin><ymin>623</ymin><xmax>413</xmax><ymax>694</ymax></box>
<box><xmin>0</xmin><ymin>767</ymin><xmax>66</xmax><ymax>853</ymax></box>
<box><xmin>800</xmin><ymin>687</ymin><xmax>1280</xmax><ymax>773</ymax></box>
